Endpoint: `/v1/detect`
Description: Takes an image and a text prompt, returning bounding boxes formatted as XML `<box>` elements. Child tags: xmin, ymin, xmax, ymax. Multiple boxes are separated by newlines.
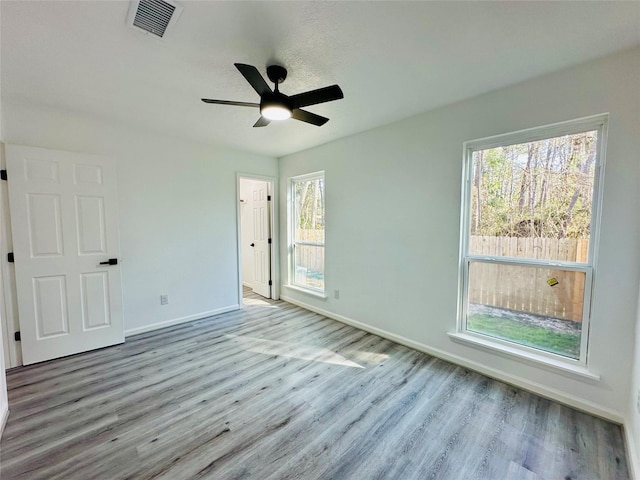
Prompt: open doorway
<box><xmin>237</xmin><ymin>175</ymin><xmax>277</xmax><ymax>304</ymax></box>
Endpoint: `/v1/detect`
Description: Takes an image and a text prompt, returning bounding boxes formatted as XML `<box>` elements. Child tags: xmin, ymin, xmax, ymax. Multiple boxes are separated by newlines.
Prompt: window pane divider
<box><xmin>467</xmin><ymin>255</ymin><xmax>592</xmax><ymax>271</ymax></box>
<box><xmin>294</xmin><ymin>241</ymin><xmax>325</xmax><ymax>247</ymax></box>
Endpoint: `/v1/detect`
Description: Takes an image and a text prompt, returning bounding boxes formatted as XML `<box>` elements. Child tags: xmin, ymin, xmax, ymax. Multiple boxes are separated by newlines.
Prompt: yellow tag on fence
<box><xmin>547</xmin><ymin>277</ymin><xmax>559</xmax><ymax>287</ymax></box>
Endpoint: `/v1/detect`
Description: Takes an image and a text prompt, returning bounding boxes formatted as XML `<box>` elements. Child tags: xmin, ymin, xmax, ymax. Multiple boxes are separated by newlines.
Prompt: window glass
<box><xmin>467</xmin><ymin>261</ymin><xmax>585</xmax><ymax>359</ymax></box>
<box><xmin>469</xmin><ymin>131</ymin><xmax>597</xmax><ymax>263</ymax></box>
<box><xmin>291</xmin><ymin>174</ymin><xmax>325</xmax><ymax>292</ymax></box>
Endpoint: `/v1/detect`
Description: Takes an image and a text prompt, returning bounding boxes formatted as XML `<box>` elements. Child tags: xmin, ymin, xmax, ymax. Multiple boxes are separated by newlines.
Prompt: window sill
<box><xmin>283</xmin><ymin>284</ymin><xmax>328</xmax><ymax>300</ymax></box>
<box><xmin>448</xmin><ymin>332</ymin><xmax>600</xmax><ymax>383</ymax></box>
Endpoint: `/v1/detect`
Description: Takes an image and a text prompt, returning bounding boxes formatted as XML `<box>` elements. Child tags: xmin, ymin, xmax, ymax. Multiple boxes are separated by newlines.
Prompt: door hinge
<box><xmin>268</xmin><ymin>238</ymin><xmax>272</xmax><ymax>244</ymax></box>
<box><xmin>7</xmin><ymin>252</ymin><xmax>14</xmax><ymax>263</ymax></box>
<box><xmin>268</xmin><ymin>280</ymin><xmax>272</xmax><ymax>286</ymax></box>
<box><xmin>14</xmin><ymin>331</ymin><xmax>21</xmax><ymax>342</ymax></box>
<box><xmin>0</xmin><ymin>170</ymin><xmax>6</xmax><ymax>181</ymax></box>
<box><xmin>267</xmin><ymin>195</ymin><xmax>272</xmax><ymax>201</ymax></box>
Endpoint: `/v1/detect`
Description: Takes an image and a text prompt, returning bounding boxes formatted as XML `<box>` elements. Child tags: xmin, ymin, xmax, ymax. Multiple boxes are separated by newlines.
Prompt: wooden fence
<box><xmin>295</xmin><ymin>229</ymin><xmax>325</xmax><ymax>288</ymax></box>
<box><xmin>469</xmin><ymin>236</ymin><xmax>589</xmax><ymax>263</ymax></box>
<box><xmin>469</xmin><ymin>236</ymin><xmax>589</xmax><ymax>322</ymax></box>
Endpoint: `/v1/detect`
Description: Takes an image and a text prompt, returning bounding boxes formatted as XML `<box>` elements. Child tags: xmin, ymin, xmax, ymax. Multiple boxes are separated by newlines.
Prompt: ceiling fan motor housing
<box><xmin>261</xmin><ymin>92</ymin><xmax>293</xmax><ymax>110</ymax></box>
<box><xmin>266</xmin><ymin>65</ymin><xmax>288</xmax><ymax>84</ymax></box>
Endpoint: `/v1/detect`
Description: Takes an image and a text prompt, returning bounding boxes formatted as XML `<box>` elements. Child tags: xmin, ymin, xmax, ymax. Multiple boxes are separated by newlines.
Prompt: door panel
<box><xmin>76</xmin><ymin>196</ymin><xmax>107</xmax><ymax>254</ymax></box>
<box><xmin>74</xmin><ymin>164</ymin><xmax>103</xmax><ymax>185</ymax></box>
<box><xmin>34</xmin><ymin>275</ymin><xmax>69</xmax><ymax>337</ymax></box>
<box><xmin>80</xmin><ymin>272</ymin><xmax>111</xmax><ymax>329</ymax></box>
<box><xmin>28</xmin><ymin>194</ymin><xmax>64</xmax><ymax>256</ymax></box>
<box><xmin>25</xmin><ymin>157</ymin><xmax>59</xmax><ymax>182</ymax></box>
<box><xmin>6</xmin><ymin>145</ymin><xmax>124</xmax><ymax>365</ymax></box>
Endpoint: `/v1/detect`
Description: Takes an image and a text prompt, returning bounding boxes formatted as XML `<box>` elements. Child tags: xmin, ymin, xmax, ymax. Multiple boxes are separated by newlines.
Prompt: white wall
<box><xmin>2</xmin><ymin>103</ymin><xmax>278</xmax><ymax>337</ymax></box>
<box><xmin>279</xmin><ymin>46</ymin><xmax>640</xmax><ymax>433</ymax></box>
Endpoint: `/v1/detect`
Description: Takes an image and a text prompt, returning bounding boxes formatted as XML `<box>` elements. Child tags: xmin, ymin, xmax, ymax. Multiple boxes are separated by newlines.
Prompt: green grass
<box><xmin>467</xmin><ymin>313</ymin><xmax>581</xmax><ymax>359</ymax></box>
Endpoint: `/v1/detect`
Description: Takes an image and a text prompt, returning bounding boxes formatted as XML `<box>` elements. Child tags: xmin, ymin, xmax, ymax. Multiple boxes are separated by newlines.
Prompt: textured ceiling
<box><xmin>2</xmin><ymin>1</ymin><xmax>639</xmax><ymax>158</ymax></box>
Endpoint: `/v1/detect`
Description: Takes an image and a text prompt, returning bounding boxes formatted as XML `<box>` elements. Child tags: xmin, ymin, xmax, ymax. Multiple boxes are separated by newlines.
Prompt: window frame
<box><xmin>288</xmin><ymin>171</ymin><xmax>326</xmax><ymax>295</ymax></box>
<box><xmin>457</xmin><ymin>114</ymin><xmax>608</xmax><ymax>367</ymax></box>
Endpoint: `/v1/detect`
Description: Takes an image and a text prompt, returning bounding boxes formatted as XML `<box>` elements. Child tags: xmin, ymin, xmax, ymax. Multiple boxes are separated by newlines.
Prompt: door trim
<box><xmin>236</xmin><ymin>173</ymin><xmax>279</xmax><ymax>305</ymax></box>
<box><xmin>0</xmin><ymin>144</ymin><xmax>21</xmax><ymax>368</ymax></box>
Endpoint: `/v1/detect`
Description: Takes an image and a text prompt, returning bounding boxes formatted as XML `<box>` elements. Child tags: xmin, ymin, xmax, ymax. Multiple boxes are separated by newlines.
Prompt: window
<box><xmin>459</xmin><ymin>115</ymin><xmax>607</xmax><ymax>364</ymax></box>
<box><xmin>290</xmin><ymin>172</ymin><xmax>325</xmax><ymax>293</ymax></box>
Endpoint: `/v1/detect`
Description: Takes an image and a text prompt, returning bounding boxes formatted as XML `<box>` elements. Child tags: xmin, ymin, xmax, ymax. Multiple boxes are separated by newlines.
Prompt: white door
<box><xmin>6</xmin><ymin>145</ymin><xmax>124</xmax><ymax>365</ymax></box>
<box><xmin>251</xmin><ymin>182</ymin><xmax>271</xmax><ymax>298</ymax></box>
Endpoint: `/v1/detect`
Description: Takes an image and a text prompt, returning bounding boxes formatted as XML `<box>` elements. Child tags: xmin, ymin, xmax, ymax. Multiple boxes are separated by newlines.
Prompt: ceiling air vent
<box><xmin>128</xmin><ymin>0</ymin><xmax>183</xmax><ymax>38</ymax></box>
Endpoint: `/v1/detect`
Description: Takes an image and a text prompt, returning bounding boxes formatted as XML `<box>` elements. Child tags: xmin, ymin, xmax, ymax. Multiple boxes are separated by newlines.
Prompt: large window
<box><xmin>459</xmin><ymin>116</ymin><xmax>607</xmax><ymax>364</ymax></box>
<box><xmin>290</xmin><ymin>172</ymin><xmax>325</xmax><ymax>293</ymax></box>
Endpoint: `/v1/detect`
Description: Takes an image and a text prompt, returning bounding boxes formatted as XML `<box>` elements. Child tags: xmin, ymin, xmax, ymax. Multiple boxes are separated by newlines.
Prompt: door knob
<box><xmin>250</xmin><ymin>243</ymin><xmax>255</xmax><ymax>247</ymax></box>
<box><xmin>99</xmin><ymin>258</ymin><xmax>118</xmax><ymax>265</ymax></box>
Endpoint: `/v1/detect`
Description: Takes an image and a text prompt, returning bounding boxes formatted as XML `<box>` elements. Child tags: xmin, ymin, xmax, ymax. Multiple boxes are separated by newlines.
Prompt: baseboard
<box><xmin>242</xmin><ymin>281</ymin><xmax>253</xmax><ymax>288</ymax></box>
<box><xmin>624</xmin><ymin>425</ymin><xmax>639</xmax><ymax>480</ymax></box>
<box><xmin>0</xmin><ymin>405</ymin><xmax>8</xmax><ymax>439</ymax></box>
<box><xmin>124</xmin><ymin>305</ymin><xmax>241</xmax><ymax>337</ymax></box>
<box><xmin>280</xmin><ymin>295</ymin><xmax>625</xmax><ymax>424</ymax></box>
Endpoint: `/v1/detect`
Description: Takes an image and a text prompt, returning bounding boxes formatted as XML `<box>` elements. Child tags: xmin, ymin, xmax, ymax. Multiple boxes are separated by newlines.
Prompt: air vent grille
<box><xmin>133</xmin><ymin>0</ymin><xmax>176</xmax><ymax>38</ymax></box>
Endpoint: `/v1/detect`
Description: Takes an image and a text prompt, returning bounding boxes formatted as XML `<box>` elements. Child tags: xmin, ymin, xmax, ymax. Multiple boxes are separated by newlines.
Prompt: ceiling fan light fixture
<box><xmin>261</xmin><ymin>104</ymin><xmax>292</xmax><ymax>121</ymax></box>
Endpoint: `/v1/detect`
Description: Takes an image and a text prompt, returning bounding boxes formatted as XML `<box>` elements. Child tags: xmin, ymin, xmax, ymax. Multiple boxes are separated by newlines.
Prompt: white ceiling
<box><xmin>2</xmin><ymin>1</ymin><xmax>639</xmax><ymax>158</ymax></box>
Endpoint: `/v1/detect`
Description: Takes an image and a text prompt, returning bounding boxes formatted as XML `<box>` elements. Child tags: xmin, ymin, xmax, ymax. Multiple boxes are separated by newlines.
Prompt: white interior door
<box><xmin>251</xmin><ymin>182</ymin><xmax>271</xmax><ymax>298</ymax></box>
<box><xmin>6</xmin><ymin>145</ymin><xmax>124</xmax><ymax>365</ymax></box>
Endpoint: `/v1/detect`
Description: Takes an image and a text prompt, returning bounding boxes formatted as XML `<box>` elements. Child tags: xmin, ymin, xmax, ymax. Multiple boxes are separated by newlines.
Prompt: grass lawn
<box><xmin>467</xmin><ymin>313</ymin><xmax>581</xmax><ymax>359</ymax></box>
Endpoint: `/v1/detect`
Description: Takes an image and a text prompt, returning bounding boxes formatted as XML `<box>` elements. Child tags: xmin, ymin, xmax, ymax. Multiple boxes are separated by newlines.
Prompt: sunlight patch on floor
<box><xmin>243</xmin><ymin>296</ymin><xmax>278</xmax><ymax>308</ymax></box>
<box><xmin>225</xmin><ymin>333</ymin><xmax>364</xmax><ymax>368</ymax></box>
<box><xmin>348</xmin><ymin>350</ymin><xmax>389</xmax><ymax>364</ymax></box>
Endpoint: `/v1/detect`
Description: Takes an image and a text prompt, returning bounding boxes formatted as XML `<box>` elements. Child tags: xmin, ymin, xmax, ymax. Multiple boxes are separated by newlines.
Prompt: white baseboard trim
<box><xmin>280</xmin><ymin>295</ymin><xmax>625</xmax><ymax>424</ymax></box>
<box><xmin>0</xmin><ymin>406</ymin><xmax>9</xmax><ymax>439</ymax></box>
<box><xmin>624</xmin><ymin>426</ymin><xmax>639</xmax><ymax>480</ymax></box>
<box><xmin>242</xmin><ymin>281</ymin><xmax>252</xmax><ymax>288</ymax></box>
<box><xmin>124</xmin><ymin>305</ymin><xmax>241</xmax><ymax>337</ymax></box>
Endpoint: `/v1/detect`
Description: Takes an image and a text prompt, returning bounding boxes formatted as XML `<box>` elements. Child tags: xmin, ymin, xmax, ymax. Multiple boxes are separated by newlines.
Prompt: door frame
<box><xmin>236</xmin><ymin>173</ymin><xmax>279</xmax><ymax>305</ymax></box>
<box><xmin>0</xmin><ymin>144</ymin><xmax>21</xmax><ymax>368</ymax></box>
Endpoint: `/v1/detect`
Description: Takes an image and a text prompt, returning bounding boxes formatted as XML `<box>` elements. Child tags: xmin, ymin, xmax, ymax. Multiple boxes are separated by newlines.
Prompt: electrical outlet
<box><xmin>334</xmin><ymin>290</ymin><xmax>340</xmax><ymax>300</ymax></box>
<box><xmin>637</xmin><ymin>389</ymin><xmax>640</xmax><ymax>414</ymax></box>
<box><xmin>160</xmin><ymin>295</ymin><xmax>169</xmax><ymax>305</ymax></box>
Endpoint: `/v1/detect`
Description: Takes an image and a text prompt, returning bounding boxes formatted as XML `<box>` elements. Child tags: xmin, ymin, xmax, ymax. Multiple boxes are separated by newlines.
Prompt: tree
<box><xmin>471</xmin><ymin>131</ymin><xmax>597</xmax><ymax>239</ymax></box>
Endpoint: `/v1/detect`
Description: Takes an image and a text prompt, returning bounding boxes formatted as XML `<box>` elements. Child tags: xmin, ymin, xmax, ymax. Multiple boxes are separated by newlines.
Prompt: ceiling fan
<box><xmin>201</xmin><ymin>63</ymin><xmax>344</xmax><ymax>127</ymax></box>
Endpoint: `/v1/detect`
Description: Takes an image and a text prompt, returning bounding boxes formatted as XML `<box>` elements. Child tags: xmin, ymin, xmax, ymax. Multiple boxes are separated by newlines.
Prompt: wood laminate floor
<box><xmin>0</xmin><ymin>289</ymin><xmax>629</xmax><ymax>479</ymax></box>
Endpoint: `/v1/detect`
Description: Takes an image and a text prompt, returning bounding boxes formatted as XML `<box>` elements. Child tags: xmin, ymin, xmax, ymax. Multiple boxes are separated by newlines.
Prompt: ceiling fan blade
<box><xmin>253</xmin><ymin>116</ymin><xmax>271</xmax><ymax>128</ymax></box>
<box><xmin>290</xmin><ymin>85</ymin><xmax>343</xmax><ymax>109</ymax></box>
<box><xmin>201</xmin><ymin>99</ymin><xmax>259</xmax><ymax>107</ymax></box>
<box><xmin>235</xmin><ymin>63</ymin><xmax>272</xmax><ymax>97</ymax></box>
<box><xmin>292</xmin><ymin>109</ymin><xmax>329</xmax><ymax>126</ymax></box>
